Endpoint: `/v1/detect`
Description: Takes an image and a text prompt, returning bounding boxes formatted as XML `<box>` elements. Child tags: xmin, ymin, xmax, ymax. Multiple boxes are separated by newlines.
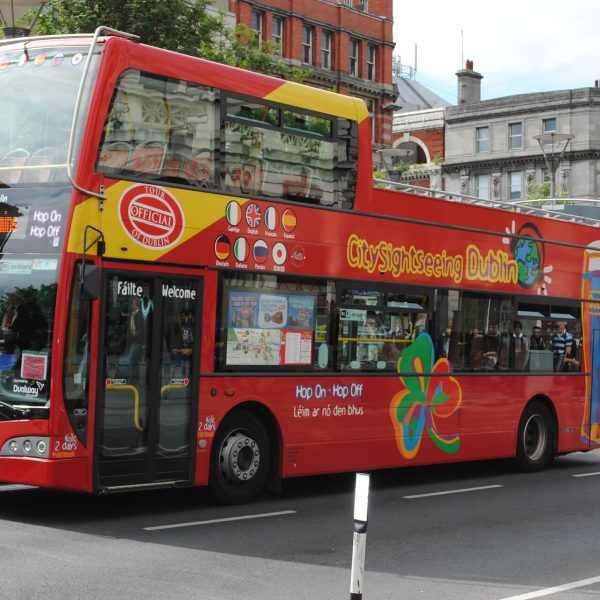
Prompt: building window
<box><xmin>366</xmin><ymin>44</ymin><xmax>376</xmax><ymax>81</ymax></box>
<box><xmin>543</xmin><ymin>117</ymin><xmax>557</xmax><ymax>133</ymax></box>
<box><xmin>476</xmin><ymin>126</ymin><xmax>489</xmax><ymax>153</ymax></box>
<box><xmin>509</xmin><ymin>171</ymin><xmax>522</xmax><ymax>200</ymax></box>
<box><xmin>357</xmin><ymin>0</ymin><xmax>368</xmax><ymax>10</ymax></box>
<box><xmin>365</xmin><ymin>97</ymin><xmax>375</xmax><ymax>143</ymax></box>
<box><xmin>349</xmin><ymin>38</ymin><xmax>359</xmax><ymax>77</ymax></box>
<box><xmin>509</xmin><ymin>122</ymin><xmax>522</xmax><ymax>149</ymax></box>
<box><xmin>321</xmin><ymin>30</ymin><xmax>332</xmax><ymax>69</ymax></box>
<box><xmin>272</xmin><ymin>16</ymin><xmax>284</xmax><ymax>55</ymax></box>
<box><xmin>251</xmin><ymin>10</ymin><xmax>263</xmax><ymax>40</ymax></box>
<box><xmin>339</xmin><ymin>0</ymin><xmax>352</xmax><ymax>6</ymax></box>
<box><xmin>475</xmin><ymin>174</ymin><xmax>490</xmax><ymax>199</ymax></box>
<box><xmin>302</xmin><ymin>24</ymin><xmax>313</xmax><ymax>65</ymax></box>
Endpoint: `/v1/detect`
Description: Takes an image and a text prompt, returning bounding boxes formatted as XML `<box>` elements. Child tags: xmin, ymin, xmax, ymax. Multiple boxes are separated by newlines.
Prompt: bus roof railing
<box><xmin>0</xmin><ymin>33</ymin><xmax>97</xmax><ymax>47</ymax></box>
<box><xmin>374</xmin><ymin>178</ymin><xmax>600</xmax><ymax>228</ymax></box>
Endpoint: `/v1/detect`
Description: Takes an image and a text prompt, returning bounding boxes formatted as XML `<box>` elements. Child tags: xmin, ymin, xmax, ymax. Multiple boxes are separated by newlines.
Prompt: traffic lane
<box><xmin>1</xmin><ymin>453</ymin><xmax>600</xmax><ymax>575</ymax></box>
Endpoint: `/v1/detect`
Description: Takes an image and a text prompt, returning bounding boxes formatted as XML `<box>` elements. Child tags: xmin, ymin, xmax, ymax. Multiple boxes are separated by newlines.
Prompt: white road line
<box><xmin>0</xmin><ymin>484</ymin><xmax>35</xmax><ymax>492</ymax></box>
<box><xmin>500</xmin><ymin>575</ymin><xmax>600</xmax><ymax>599</ymax></box>
<box><xmin>403</xmin><ymin>484</ymin><xmax>503</xmax><ymax>499</ymax></box>
<box><xmin>572</xmin><ymin>471</ymin><xmax>600</xmax><ymax>478</ymax></box>
<box><xmin>144</xmin><ymin>510</ymin><xmax>297</xmax><ymax>531</ymax></box>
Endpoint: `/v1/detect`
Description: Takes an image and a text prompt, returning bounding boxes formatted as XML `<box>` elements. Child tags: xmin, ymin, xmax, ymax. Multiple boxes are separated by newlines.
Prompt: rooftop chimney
<box><xmin>456</xmin><ymin>59</ymin><xmax>483</xmax><ymax>105</ymax></box>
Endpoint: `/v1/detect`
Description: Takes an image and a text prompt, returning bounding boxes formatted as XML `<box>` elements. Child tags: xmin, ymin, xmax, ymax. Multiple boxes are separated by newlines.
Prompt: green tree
<box><xmin>20</xmin><ymin>1</ymin><xmax>306</xmax><ymax>81</ymax></box>
<box><xmin>527</xmin><ymin>181</ymin><xmax>551</xmax><ymax>200</ymax></box>
<box><xmin>200</xmin><ymin>23</ymin><xmax>306</xmax><ymax>82</ymax></box>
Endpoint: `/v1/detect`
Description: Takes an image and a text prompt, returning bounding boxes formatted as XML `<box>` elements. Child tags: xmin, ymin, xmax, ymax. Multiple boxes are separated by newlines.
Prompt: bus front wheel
<box><xmin>209</xmin><ymin>410</ymin><xmax>270</xmax><ymax>504</ymax></box>
<box><xmin>516</xmin><ymin>401</ymin><xmax>554</xmax><ymax>472</ymax></box>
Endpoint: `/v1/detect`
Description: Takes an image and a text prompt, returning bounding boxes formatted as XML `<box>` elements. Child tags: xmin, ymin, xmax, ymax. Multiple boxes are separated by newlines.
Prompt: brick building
<box><xmin>229</xmin><ymin>0</ymin><xmax>395</xmax><ymax>149</ymax></box>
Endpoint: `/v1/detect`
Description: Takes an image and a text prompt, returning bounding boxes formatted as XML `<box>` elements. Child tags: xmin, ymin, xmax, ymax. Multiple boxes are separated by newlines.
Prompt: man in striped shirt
<box><xmin>552</xmin><ymin>321</ymin><xmax>572</xmax><ymax>372</ymax></box>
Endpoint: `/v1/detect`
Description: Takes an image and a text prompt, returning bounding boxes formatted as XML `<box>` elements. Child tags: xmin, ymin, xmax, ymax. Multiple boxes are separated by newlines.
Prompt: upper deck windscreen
<box><xmin>0</xmin><ymin>45</ymin><xmax>96</xmax><ymax>187</ymax></box>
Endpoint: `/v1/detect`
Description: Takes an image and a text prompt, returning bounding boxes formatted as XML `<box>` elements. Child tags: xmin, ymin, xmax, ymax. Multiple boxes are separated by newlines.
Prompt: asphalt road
<box><xmin>2</xmin><ymin>451</ymin><xmax>600</xmax><ymax>599</ymax></box>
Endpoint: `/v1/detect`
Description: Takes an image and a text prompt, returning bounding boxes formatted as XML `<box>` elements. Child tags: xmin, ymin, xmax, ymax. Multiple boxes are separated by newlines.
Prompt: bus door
<box><xmin>96</xmin><ymin>271</ymin><xmax>201</xmax><ymax>489</ymax></box>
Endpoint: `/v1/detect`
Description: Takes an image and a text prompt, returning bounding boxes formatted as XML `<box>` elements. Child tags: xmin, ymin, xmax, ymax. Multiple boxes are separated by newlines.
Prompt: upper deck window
<box><xmin>96</xmin><ymin>70</ymin><xmax>358</xmax><ymax>209</ymax></box>
<box><xmin>0</xmin><ymin>45</ymin><xmax>97</xmax><ymax>187</ymax></box>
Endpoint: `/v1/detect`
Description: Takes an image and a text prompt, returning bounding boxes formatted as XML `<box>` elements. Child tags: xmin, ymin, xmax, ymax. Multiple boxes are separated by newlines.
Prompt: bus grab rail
<box><xmin>374</xmin><ymin>178</ymin><xmax>600</xmax><ymax>228</ymax></box>
<box><xmin>66</xmin><ymin>25</ymin><xmax>140</xmax><ymax>201</ymax></box>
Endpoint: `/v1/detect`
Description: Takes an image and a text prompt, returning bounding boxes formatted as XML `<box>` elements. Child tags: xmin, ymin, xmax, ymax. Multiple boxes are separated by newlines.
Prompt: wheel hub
<box><xmin>523</xmin><ymin>414</ymin><xmax>547</xmax><ymax>461</ymax></box>
<box><xmin>219</xmin><ymin>431</ymin><xmax>260</xmax><ymax>484</ymax></box>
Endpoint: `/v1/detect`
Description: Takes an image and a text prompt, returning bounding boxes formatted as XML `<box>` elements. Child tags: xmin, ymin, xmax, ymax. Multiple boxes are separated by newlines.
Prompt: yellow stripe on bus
<box><xmin>264</xmin><ymin>81</ymin><xmax>369</xmax><ymax>122</ymax></box>
<box><xmin>67</xmin><ymin>180</ymin><xmax>249</xmax><ymax>261</ymax></box>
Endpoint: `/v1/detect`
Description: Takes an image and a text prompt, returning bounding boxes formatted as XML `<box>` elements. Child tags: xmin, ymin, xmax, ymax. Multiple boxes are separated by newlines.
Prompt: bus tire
<box><xmin>515</xmin><ymin>401</ymin><xmax>554</xmax><ymax>472</ymax></box>
<box><xmin>209</xmin><ymin>409</ymin><xmax>270</xmax><ymax>504</ymax></box>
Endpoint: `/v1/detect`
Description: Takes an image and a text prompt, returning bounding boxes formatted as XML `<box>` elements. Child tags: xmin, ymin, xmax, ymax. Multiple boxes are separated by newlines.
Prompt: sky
<box><xmin>392</xmin><ymin>0</ymin><xmax>600</xmax><ymax>104</ymax></box>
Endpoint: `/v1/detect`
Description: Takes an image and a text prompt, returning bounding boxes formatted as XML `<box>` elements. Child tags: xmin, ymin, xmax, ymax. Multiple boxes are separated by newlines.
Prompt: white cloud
<box><xmin>393</xmin><ymin>0</ymin><xmax>600</xmax><ymax>102</ymax></box>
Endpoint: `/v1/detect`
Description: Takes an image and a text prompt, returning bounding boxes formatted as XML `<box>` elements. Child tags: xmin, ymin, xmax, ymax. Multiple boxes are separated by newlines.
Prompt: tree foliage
<box><xmin>22</xmin><ymin>0</ymin><xmax>306</xmax><ymax>81</ymax></box>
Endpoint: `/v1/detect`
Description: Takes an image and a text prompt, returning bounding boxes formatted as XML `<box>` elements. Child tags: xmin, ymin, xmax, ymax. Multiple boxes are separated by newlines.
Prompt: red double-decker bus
<box><xmin>0</xmin><ymin>28</ymin><xmax>599</xmax><ymax>503</ymax></box>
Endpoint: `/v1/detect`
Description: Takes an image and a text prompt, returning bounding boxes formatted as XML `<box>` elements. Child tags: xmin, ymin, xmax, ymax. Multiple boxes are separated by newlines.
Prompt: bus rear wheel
<box><xmin>209</xmin><ymin>410</ymin><xmax>270</xmax><ymax>504</ymax></box>
<box><xmin>516</xmin><ymin>401</ymin><xmax>554</xmax><ymax>472</ymax></box>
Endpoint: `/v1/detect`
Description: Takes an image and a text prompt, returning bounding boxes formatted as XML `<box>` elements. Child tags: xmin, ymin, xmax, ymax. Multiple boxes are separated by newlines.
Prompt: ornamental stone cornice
<box><xmin>441</xmin><ymin>149</ymin><xmax>600</xmax><ymax>173</ymax></box>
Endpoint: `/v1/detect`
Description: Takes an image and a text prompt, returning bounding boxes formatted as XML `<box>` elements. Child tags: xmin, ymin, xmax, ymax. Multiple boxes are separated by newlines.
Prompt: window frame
<box><xmin>366</xmin><ymin>44</ymin><xmax>376</xmax><ymax>81</ymax></box>
<box><xmin>302</xmin><ymin>24</ymin><xmax>313</xmax><ymax>65</ymax></box>
<box><xmin>509</xmin><ymin>170</ymin><xmax>522</xmax><ymax>200</ymax></box>
<box><xmin>321</xmin><ymin>29</ymin><xmax>333</xmax><ymax>70</ymax></box>
<box><xmin>475</xmin><ymin>173</ymin><xmax>490</xmax><ymax>199</ymax></box>
<box><xmin>251</xmin><ymin>10</ymin><xmax>264</xmax><ymax>40</ymax></box>
<box><xmin>349</xmin><ymin>38</ymin><xmax>359</xmax><ymax>77</ymax></box>
<box><xmin>475</xmin><ymin>126</ymin><xmax>489</xmax><ymax>153</ymax></box>
<box><xmin>272</xmin><ymin>15</ymin><xmax>284</xmax><ymax>55</ymax></box>
<box><xmin>509</xmin><ymin>122</ymin><xmax>522</xmax><ymax>150</ymax></box>
<box><xmin>543</xmin><ymin>117</ymin><xmax>557</xmax><ymax>134</ymax></box>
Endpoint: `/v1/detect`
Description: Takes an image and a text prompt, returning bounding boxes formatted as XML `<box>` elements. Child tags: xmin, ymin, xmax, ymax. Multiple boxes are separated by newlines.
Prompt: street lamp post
<box><xmin>0</xmin><ymin>1</ymin><xmax>47</xmax><ymax>38</ymax></box>
<box><xmin>532</xmin><ymin>131</ymin><xmax>574</xmax><ymax>201</ymax></box>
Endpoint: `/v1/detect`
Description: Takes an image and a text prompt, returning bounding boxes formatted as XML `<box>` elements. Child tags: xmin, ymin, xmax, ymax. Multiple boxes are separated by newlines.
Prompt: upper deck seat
<box><xmin>0</xmin><ymin>148</ymin><xmax>30</xmax><ymax>184</ymax></box>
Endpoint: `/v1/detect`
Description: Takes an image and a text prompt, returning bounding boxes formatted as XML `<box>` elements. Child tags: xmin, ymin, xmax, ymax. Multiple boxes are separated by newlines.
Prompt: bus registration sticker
<box><xmin>119</xmin><ymin>184</ymin><xmax>185</xmax><ymax>250</ymax></box>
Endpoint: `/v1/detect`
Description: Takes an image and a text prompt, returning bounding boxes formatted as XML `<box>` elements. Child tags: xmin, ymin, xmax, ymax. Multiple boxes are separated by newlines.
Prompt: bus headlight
<box><xmin>1</xmin><ymin>436</ymin><xmax>50</xmax><ymax>458</ymax></box>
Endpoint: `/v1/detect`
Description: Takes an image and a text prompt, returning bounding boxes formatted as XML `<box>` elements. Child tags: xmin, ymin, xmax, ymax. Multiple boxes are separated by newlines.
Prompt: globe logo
<box><xmin>514</xmin><ymin>237</ymin><xmax>542</xmax><ymax>288</ymax></box>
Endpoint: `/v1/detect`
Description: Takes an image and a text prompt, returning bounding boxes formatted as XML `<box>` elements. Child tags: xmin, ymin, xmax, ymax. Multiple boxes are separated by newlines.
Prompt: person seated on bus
<box><xmin>552</xmin><ymin>321</ymin><xmax>572</xmax><ymax>372</ymax></box>
<box><xmin>510</xmin><ymin>320</ymin><xmax>530</xmax><ymax>371</ymax></box>
<box><xmin>530</xmin><ymin>325</ymin><xmax>550</xmax><ymax>350</ymax></box>
<box><xmin>483</xmin><ymin>322</ymin><xmax>500</xmax><ymax>369</ymax></box>
<box><xmin>468</xmin><ymin>328</ymin><xmax>485</xmax><ymax>370</ymax></box>
<box><xmin>435</xmin><ymin>319</ymin><xmax>453</xmax><ymax>360</ymax></box>
<box><xmin>562</xmin><ymin>337</ymin><xmax>581</xmax><ymax>372</ymax></box>
<box><xmin>364</xmin><ymin>312</ymin><xmax>387</xmax><ymax>338</ymax></box>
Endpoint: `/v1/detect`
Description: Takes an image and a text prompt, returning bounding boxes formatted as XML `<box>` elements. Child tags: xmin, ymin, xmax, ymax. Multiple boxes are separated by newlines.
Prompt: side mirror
<box><xmin>80</xmin><ymin>264</ymin><xmax>100</xmax><ymax>301</ymax></box>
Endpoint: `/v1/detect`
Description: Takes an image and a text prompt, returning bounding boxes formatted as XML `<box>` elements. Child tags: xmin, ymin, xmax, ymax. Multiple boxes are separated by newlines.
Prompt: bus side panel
<box><xmin>195</xmin><ymin>373</ymin><xmax>588</xmax><ymax>484</ymax></box>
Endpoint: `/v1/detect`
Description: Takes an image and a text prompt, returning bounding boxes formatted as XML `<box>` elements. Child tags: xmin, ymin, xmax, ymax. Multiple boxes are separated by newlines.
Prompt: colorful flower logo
<box><xmin>389</xmin><ymin>333</ymin><xmax>462</xmax><ymax>459</ymax></box>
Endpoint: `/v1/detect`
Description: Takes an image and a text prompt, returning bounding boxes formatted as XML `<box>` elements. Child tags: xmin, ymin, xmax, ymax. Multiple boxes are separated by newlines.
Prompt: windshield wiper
<box><xmin>0</xmin><ymin>399</ymin><xmax>30</xmax><ymax>419</ymax></box>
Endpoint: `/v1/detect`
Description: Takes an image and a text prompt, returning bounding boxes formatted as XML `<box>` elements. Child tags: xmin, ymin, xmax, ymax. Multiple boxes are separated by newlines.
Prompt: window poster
<box><xmin>21</xmin><ymin>350</ymin><xmax>48</xmax><ymax>380</ymax></box>
<box><xmin>226</xmin><ymin>290</ymin><xmax>315</xmax><ymax>366</ymax></box>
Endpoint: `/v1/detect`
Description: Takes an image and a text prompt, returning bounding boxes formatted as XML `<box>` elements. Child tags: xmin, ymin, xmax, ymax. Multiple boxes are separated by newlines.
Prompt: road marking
<box><xmin>403</xmin><ymin>484</ymin><xmax>503</xmax><ymax>499</ymax></box>
<box><xmin>0</xmin><ymin>484</ymin><xmax>35</xmax><ymax>492</ymax></box>
<box><xmin>572</xmin><ymin>471</ymin><xmax>600</xmax><ymax>478</ymax></box>
<box><xmin>500</xmin><ymin>575</ymin><xmax>600</xmax><ymax>599</ymax></box>
<box><xmin>144</xmin><ymin>510</ymin><xmax>297</xmax><ymax>531</ymax></box>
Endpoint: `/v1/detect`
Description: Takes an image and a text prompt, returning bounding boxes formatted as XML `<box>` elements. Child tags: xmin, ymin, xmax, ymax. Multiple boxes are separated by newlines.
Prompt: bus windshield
<box><xmin>0</xmin><ymin>45</ymin><xmax>96</xmax><ymax>187</ymax></box>
<box><xmin>0</xmin><ymin>253</ymin><xmax>57</xmax><ymax>409</ymax></box>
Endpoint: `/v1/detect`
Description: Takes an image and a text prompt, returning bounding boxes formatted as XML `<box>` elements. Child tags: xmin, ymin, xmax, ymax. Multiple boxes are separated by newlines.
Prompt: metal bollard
<box><xmin>350</xmin><ymin>473</ymin><xmax>370</xmax><ymax>600</ymax></box>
